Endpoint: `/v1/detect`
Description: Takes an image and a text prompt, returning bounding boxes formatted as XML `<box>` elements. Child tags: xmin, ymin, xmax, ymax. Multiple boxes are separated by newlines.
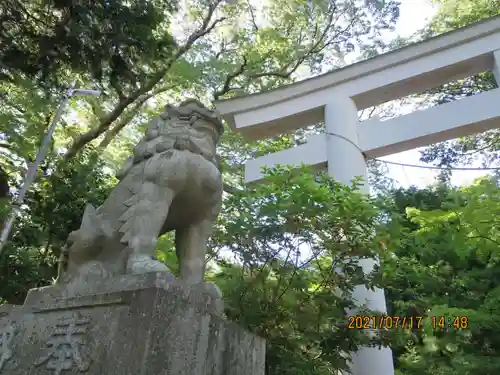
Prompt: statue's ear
<box><xmin>81</xmin><ymin>204</ymin><xmax>97</xmax><ymax>232</ymax></box>
<box><xmin>80</xmin><ymin>203</ymin><xmax>112</xmax><ymax>238</ymax></box>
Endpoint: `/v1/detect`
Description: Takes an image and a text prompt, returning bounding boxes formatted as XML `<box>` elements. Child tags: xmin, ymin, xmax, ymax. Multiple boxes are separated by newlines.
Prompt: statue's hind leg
<box><xmin>175</xmin><ymin>217</ymin><xmax>224</xmax><ymax>315</ymax></box>
<box><xmin>175</xmin><ymin>218</ymin><xmax>212</xmax><ymax>285</ymax></box>
<box><xmin>120</xmin><ymin>182</ymin><xmax>176</xmax><ymax>275</ymax></box>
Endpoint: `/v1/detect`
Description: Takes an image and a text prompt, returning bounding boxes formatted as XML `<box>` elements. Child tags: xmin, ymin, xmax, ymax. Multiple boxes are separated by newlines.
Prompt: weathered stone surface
<box><xmin>0</xmin><ymin>273</ymin><xmax>265</xmax><ymax>375</ymax></box>
<box><xmin>0</xmin><ymin>304</ymin><xmax>21</xmax><ymax>372</ymax></box>
<box><xmin>0</xmin><ymin>304</ymin><xmax>21</xmax><ymax>325</ymax></box>
<box><xmin>57</xmin><ymin>99</ymin><xmax>225</xmax><ymax>297</ymax></box>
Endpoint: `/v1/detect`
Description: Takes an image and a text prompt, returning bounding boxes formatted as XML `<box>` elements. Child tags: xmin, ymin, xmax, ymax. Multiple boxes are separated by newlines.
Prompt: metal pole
<box><xmin>0</xmin><ymin>84</ymin><xmax>78</xmax><ymax>255</ymax></box>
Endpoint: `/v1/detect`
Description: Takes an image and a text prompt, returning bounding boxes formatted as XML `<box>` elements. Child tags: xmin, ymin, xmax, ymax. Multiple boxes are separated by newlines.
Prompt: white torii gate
<box><xmin>215</xmin><ymin>16</ymin><xmax>500</xmax><ymax>375</ymax></box>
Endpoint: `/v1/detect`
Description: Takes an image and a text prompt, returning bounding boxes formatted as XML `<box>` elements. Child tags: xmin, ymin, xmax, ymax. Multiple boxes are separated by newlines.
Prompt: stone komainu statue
<box><xmin>56</xmin><ymin>99</ymin><xmax>224</xmax><ymax>294</ymax></box>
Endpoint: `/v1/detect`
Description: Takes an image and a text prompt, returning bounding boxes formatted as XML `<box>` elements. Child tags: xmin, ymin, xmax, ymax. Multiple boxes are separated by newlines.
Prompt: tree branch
<box><xmin>64</xmin><ymin>95</ymin><xmax>136</xmax><ymax>159</ymax></box>
<box><xmin>212</xmin><ymin>5</ymin><xmax>350</xmax><ymax>99</ymax></box>
<box><xmin>63</xmin><ymin>2</ymin><xmax>226</xmax><ymax>160</ymax></box>
<box><xmin>98</xmin><ymin>85</ymin><xmax>173</xmax><ymax>149</ymax></box>
<box><xmin>110</xmin><ymin>78</ymin><xmax>126</xmax><ymax>101</ymax></box>
<box><xmin>246</xmin><ymin>0</ymin><xmax>259</xmax><ymax>31</ymax></box>
<box><xmin>213</xmin><ymin>55</ymin><xmax>248</xmax><ymax>100</ymax></box>
<box><xmin>223</xmin><ymin>182</ymin><xmax>244</xmax><ymax>195</ymax></box>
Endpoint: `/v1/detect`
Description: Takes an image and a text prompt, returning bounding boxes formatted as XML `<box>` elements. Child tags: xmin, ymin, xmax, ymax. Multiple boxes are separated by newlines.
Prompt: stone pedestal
<box><xmin>0</xmin><ymin>273</ymin><xmax>265</xmax><ymax>375</ymax></box>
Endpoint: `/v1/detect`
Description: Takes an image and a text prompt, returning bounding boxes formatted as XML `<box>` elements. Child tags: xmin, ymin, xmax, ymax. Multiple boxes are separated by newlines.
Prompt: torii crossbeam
<box><xmin>215</xmin><ymin>16</ymin><xmax>500</xmax><ymax>375</ymax></box>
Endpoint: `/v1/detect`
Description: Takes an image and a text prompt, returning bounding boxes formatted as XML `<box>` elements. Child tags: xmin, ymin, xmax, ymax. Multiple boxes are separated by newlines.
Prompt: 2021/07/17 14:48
<box><xmin>347</xmin><ymin>315</ymin><xmax>470</xmax><ymax>330</ymax></box>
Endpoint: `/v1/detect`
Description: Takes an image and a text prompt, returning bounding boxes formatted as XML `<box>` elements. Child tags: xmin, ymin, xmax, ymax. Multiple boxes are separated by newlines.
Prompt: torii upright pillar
<box><xmin>324</xmin><ymin>96</ymin><xmax>393</xmax><ymax>375</ymax></box>
<box><xmin>215</xmin><ymin>16</ymin><xmax>500</xmax><ymax>375</ymax></box>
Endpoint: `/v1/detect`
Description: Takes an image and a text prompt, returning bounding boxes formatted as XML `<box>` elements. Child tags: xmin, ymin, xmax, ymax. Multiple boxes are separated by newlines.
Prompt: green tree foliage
<box><xmin>2</xmin><ymin>0</ymin><xmax>401</xmax><ymax>161</ymax></box>
<box><xmin>207</xmin><ymin>167</ymin><xmax>390</xmax><ymax>374</ymax></box>
<box><xmin>0</xmin><ymin>148</ymin><xmax>114</xmax><ymax>304</ymax></box>
<box><xmin>0</xmin><ymin>0</ymin><xmax>178</xmax><ymax>93</ymax></box>
<box><xmin>429</xmin><ymin>0</ymin><xmax>500</xmax><ymax>33</ymax></box>
<box><xmin>380</xmin><ymin>177</ymin><xmax>500</xmax><ymax>375</ymax></box>
<box><xmin>0</xmin><ymin>78</ymin><xmax>56</xmax><ymax>165</ymax></box>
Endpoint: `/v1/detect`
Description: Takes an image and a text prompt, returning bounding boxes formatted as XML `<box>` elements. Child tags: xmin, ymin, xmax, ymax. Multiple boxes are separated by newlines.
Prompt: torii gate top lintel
<box><xmin>215</xmin><ymin>16</ymin><xmax>500</xmax><ymax>141</ymax></box>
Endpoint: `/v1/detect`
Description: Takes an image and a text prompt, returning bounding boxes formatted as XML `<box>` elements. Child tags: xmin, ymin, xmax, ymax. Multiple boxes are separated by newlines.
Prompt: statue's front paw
<box><xmin>127</xmin><ymin>254</ymin><xmax>171</xmax><ymax>275</ymax></box>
